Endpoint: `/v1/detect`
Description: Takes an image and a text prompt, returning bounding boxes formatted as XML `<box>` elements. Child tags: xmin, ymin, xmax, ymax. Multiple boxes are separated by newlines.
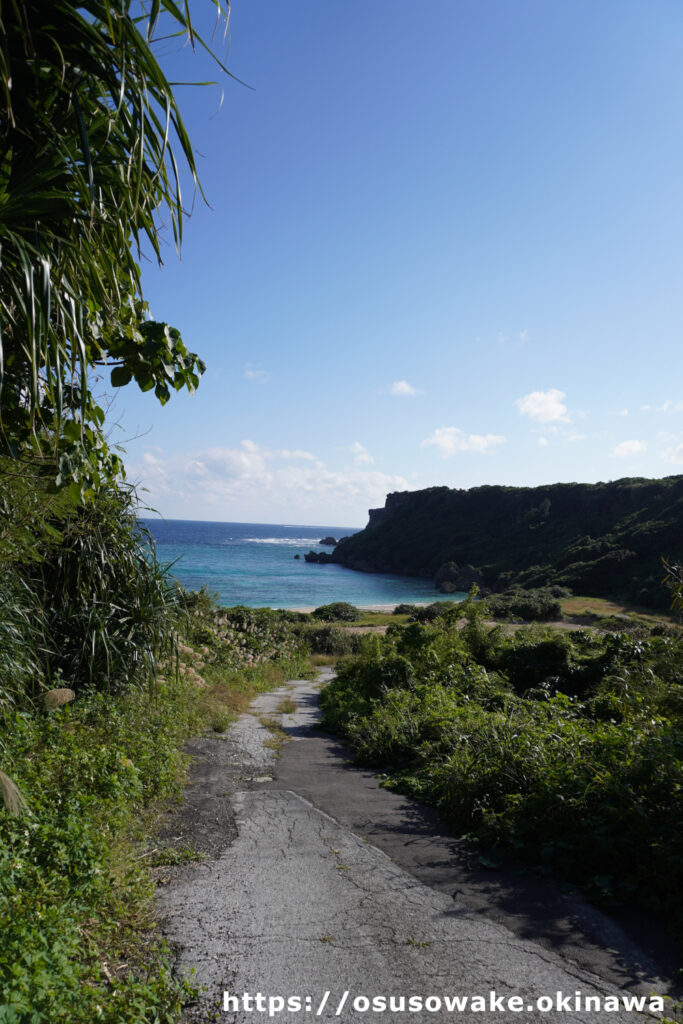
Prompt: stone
<box><xmin>304</xmin><ymin>550</ymin><xmax>334</xmax><ymax>563</ymax></box>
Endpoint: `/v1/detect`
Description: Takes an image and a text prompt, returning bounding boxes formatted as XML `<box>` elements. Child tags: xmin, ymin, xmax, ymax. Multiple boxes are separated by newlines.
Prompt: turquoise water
<box><xmin>143</xmin><ymin>518</ymin><xmax>465</xmax><ymax>609</ymax></box>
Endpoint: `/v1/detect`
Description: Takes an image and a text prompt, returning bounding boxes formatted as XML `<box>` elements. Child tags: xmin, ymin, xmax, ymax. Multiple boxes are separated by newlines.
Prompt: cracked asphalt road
<box><xmin>158</xmin><ymin>670</ymin><xmax>676</xmax><ymax>1023</ymax></box>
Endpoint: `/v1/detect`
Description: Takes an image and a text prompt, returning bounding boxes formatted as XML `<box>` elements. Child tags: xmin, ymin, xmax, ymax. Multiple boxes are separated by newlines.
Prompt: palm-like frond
<box><xmin>0</xmin><ymin>1</ymin><xmax>229</xmax><ymax>467</ymax></box>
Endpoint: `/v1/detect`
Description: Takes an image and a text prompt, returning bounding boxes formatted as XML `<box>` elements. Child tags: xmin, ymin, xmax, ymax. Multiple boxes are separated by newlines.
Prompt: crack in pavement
<box><xmin>157</xmin><ymin>671</ymin><xmax>677</xmax><ymax>1023</ymax></box>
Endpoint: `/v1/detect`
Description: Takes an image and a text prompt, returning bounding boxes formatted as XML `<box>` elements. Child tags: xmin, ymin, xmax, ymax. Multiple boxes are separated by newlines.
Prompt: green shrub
<box><xmin>0</xmin><ymin>677</ymin><xmax>204</xmax><ymax>1023</ymax></box>
<box><xmin>311</xmin><ymin>601</ymin><xmax>361</xmax><ymax>622</ymax></box>
<box><xmin>203</xmin><ymin>606</ymin><xmax>308</xmax><ymax>668</ymax></box>
<box><xmin>411</xmin><ymin>601</ymin><xmax>459</xmax><ymax>623</ymax></box>
<box><xmin>319</xmin><ymin>616</ymin><xmax>683</xmax><ymax>931</ymax></box>
<box><xmin>393</xmin><ymin>603</ymin><xmax>420</xmax><ymax>616</ymax></box>
<box><xmin>300</xmin><ymin>624</ymin><xmax>363</xmax><ymax>656</ymax></box>
<box><xmin>486</xmin><ymin>586</ymin><xmax>564</xmax><ymax>622</ymax></box>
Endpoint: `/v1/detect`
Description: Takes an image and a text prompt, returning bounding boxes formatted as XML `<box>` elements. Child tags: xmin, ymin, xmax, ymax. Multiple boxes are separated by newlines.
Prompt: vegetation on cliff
<box><xmin>327</xmin><ymin>478</ymin><xmax>683</xmax><ymax>609</ymax></box>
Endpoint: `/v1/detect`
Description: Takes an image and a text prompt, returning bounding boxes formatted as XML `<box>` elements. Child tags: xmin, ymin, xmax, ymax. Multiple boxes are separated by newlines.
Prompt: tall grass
<box><xmin>0</xmin><ymin>576</ymin><xmax>44</xmax><ymax>709</ymax></box>
<box><xmin>35</xmin><ymin>489</ymin><xmax>177</xmax><ymax>693</ymax></box>
<box><xmin>0</xmin><ymin>467</ymin><xmax>176</xmax><ymax>708</ymax></box>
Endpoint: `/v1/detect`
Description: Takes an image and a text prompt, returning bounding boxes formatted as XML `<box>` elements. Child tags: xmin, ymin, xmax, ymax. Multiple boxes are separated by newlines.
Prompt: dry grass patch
<box><xmin>561</xmin><ymin>595</ymin><xmax>672</xmax><ymax>625</ymax></box>
<box><xmin>354</xmin><ymin>611</ymin><xmax>410</xmax><ymax>626</ymax></box>
<box><xmin>309</xmin><ymin>654</ymin><xmax>336</xmax><ymax>667</ymax></box>
<box><xmin>197</xmin><ymin>661</ymin><xmax>296</xmax><ymax>728</ymax></box>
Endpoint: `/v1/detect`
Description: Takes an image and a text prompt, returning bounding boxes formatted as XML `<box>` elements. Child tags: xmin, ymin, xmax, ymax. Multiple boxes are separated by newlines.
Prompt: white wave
<box><xmin>242</xmin><ymin>537</ymin><xmax>323</xmax><ymax>546</ymax></box>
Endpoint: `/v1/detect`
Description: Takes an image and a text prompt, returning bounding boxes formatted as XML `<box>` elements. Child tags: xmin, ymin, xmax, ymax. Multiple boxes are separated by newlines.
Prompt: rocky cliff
<box><xmin>323</xmin><ymin>477</ymin><xmax>683</xmax><ymax>609</ymax></box>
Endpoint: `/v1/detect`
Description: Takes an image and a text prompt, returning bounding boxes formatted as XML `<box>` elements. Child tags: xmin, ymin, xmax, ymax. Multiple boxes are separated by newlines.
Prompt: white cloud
<box><xmin>661</xmin><ymin>444</ymin><xmax>683</xmax><ymax>464</ymax></box>
<box><xmin>421</xmin><ymin>427</ymin><xmax>506</xmax><ymax>457</ymax></box>
<box><xmin>244</xmin><ymin>363</ymin><xmax>269</xmax><ymax>383</ymax></box>
<box><xmin>391</xmin><ymin>380</ymin><xmax>422</xmax><ymax>397</ymax></box>
<box><xmin>639</xmin><ymin>400</ymin><xmax>683</xmax><ymax>414</ymax></box>
<box><xmin>127</xmin><ymin>441</ymin><xmax>408</xmax><ymax>522</ymax></box>
<box><xmin>351</xmin><ymin>442</ymin><xmax>374</xmax><ymax>465</ymax></box>
<box><xmin>538</xmin><ymin>437</ymin><xmax>549</xmax><ymax>447</ymax></box>
<box><xmin>516</xmin><ymin>388</ymin><xmax>570</xmax><ymax>424</ymax></box>
<box><xmin>497</xmin><ymin>329</ymin><xmax>528</xmax><ymax>346</ymax></box>
<box><xmin>611</xmin><ymin>439</ymin><xmax>647</xmax><ymax>458</ymax></box>
<box><xmin>279</xmin><ymin>449</ymin><xmax>318</xmax><ymax>460</ymax></box>
<box><xmin>614</xmin><ymin>408</ymin><xmax>629</xmax><ymax>417</ymax></box>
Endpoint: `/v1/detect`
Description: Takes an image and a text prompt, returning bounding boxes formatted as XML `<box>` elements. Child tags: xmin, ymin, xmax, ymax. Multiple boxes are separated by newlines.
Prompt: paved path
<box><xmin>157</xmin><ymin>671</ymin><xmax>676</xmax><ymax>1023</ymax></box>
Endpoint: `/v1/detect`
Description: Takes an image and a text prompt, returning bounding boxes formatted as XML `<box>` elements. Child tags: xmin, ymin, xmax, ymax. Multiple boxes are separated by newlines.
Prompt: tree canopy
<box><xmin>0</xmin><ymin>1</ymin><xmax>230</xmax><ymax>493</ymax></box>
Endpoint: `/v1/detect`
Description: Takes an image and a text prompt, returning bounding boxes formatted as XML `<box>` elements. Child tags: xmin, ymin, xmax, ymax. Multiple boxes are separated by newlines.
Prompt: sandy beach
<box><xmin>288</xmin><ymin>600</ymin><xmax>448</xmax><ymax>613</ymax></box>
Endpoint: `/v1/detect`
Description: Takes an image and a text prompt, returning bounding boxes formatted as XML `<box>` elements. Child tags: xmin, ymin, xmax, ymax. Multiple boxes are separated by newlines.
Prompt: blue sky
<box><xmin>115</xmin><ymin>0</ymin><xmax>683</xmax><ymax>526</ymax></box>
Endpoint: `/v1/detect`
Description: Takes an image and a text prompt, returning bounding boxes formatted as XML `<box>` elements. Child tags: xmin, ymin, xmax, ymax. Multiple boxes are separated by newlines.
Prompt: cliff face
<box><xmin>367</xmin><ymin>491</ymin><xmax>412</xmax><ymax>527</ymax></box>
<box><xmin>330</xmin><ymin>478</ymin><xmax>683</xmax><ymax>608</ymax></box>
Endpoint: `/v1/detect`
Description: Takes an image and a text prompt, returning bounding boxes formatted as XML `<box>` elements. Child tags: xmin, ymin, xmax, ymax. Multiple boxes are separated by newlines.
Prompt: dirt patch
<box><xmin>151</xmin><ymin>735</ymin><xmax>240</xmax><ymax>867</ymax></box>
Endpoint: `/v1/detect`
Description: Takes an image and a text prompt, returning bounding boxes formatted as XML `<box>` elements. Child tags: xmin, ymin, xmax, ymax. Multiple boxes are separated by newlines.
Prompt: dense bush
<box><xmin>485</xmin><ymin>586</ymin><xmax>568</xmax><ymax>621</ymax></box>
<box><xmin>0</xmin><ymin>676</ymin><xmax>204</xmax><ymax>1023</ymax></box>
<box><xmin>311</xmin><ymin>601</ymin><xmax>361</xmax><ymax>622</ymax></box>
<box><xmin>177</xmin><ymin>601</ymin><xmax>309</xmax><ymax>669</ymax></box>
<box><xmin>299</xmin><ymin>624</ymin><xmax>364</xmax><ymax>656</ymax></box>
<box><xmin>40</xmin><ymin>490</ymin><xmax>177</xmax><ymax>693</ymax></box>
<box><xmin>393</xmin><ymin>603</ymin><xmax>420</xmax><ymax>616</ymax></box>
<box><xmin>319</xmin><ymin>604</ymin><xmax>683</xmax><ymax>930</ymax></box>
<box><xmin>410</xmin><ymin>601</ymin><xmax>460</xmax><ymax>623</ymax></box>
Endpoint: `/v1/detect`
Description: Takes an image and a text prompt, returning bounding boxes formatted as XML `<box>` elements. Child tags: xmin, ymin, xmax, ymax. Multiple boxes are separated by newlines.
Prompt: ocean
<box><xmin>142</xmin><ymin>518</ymin><xmax>465</xmax><ymax>609</ymax></box>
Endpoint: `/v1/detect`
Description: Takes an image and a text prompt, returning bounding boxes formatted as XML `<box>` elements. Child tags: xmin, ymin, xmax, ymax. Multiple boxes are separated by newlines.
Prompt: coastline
<box><xmin>287</xmin><ymin>600</ymin><xmax>456</xmax><ymax>613</ymax></box>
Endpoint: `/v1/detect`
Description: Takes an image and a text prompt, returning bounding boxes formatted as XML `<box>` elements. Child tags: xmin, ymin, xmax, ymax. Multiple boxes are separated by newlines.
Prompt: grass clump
<box><xmin>148</xmin><ymin>845</ymin><xmax>206</xmax><ymax>867</ymax></box>
<box><xmin>259</xmin><ymin>715</ymin><xmax>290</xmax><ymax>752</ymax></box>
<box><xmin>0</xmin><ymin>471</ymin><xmax>177</xmax><ymax>708</ymax></box>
